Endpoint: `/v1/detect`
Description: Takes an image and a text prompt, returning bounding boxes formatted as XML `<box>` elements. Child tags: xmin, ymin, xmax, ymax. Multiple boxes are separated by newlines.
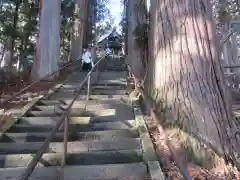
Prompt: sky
<box><xmin>106</xmin><ymin>0</ymin><xmax>150</xmax><ymax>31</ymax></box>
<box><xmin>106</xmin><ymin>0</ymin><xmax>123</xmax><ymax>30</ymax></box>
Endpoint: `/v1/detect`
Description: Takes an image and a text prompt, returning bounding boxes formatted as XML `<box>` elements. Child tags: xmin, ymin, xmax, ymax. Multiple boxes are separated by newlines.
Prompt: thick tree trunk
<box><xmin>229</xmin><ymin>34</ymin><xmax>240</xmax><ymax>81</ymax></box>
<box><xmin>126</xmin><ymin>0</ymin><xmax>147</xmax><ymax>86</ymax></box>
<box><xmin>31</xmin><ymin>0</ymin><xmax>60</xmax><ymax>81</ymax></box>
<box><xmin>123</xmin><ymin>0</ymin><xmax>128</xmax><ymax>56</ymax></box>
<box><xmin>69</xmin><ymin>0</ymin><xmax>87</xmax><ymax>62</ymax></box>
<box><xmin>83</xmin><ymin>0</ymin><xmax>94</xmax><ymax>48</ymax></box>
<box><xmin>149</xmin><ymin>0</ymin><xmax>239</xmax><ymax>163</ymax></box>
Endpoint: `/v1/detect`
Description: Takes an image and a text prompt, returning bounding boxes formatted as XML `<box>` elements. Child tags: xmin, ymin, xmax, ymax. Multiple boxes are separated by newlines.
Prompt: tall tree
<box><xmin>69</xmin><ymin>0</ymin><xmax>87</xmax><ymax>62</ymax></box>
<box><xmin>148</xmin><ymin>0</ymin><xmax>239</xmax><ymax>165</ymax></box>
<box><xmin>0</xmin><ymin>0</ymin><xmax>23</xmax><ymax>69</ymax></box>
<box><xmin>31</xmin><ymin>0</ymin><xmax>61</xmax><ymax>81</ymax></box>
<box><xmin>126</xmin><ymin>0</ymin><xmax>148</xmax><ymax>88</ymax></box>
<box><xmin>60</xmin><ymin>0</ymin><xmax>74</xmax><ymax>61</ymax></box>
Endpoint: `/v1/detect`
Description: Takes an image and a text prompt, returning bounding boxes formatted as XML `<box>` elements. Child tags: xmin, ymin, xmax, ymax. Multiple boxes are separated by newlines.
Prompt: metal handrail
<box><xmin>0</xmin><ymin>60</ymin><xmax>78</xmax><ymax>105</ymax></box>
<box><xmin>18</xmin><ymin>55</ymin><xmax>105</xmax><ymax>180</ymax></box>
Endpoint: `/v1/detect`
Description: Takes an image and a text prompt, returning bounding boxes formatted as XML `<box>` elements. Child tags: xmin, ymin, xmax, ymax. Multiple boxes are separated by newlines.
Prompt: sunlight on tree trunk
<box><xmin>69</xmin><ymin>0</ymin><xmax>87</xmax><ymax>62</ymax></box>
<box><xmin>126</xmin><ymin>0</ymin><xmax>147</xmax><ymax>87</ymax></box>
<box><xmin>31</xmin><ymin>0</ymin><xmax>60</xmax><ymax>81</ymax></box>
<box><xmin>149</xmin><ymin>0</ymin><xmax>239</xmax><ymax>164</ymax></box>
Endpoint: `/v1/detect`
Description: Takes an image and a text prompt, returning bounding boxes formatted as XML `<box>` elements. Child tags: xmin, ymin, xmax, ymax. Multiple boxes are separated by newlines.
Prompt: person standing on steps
<box><xmin>81</xmin><ymin>46</ymin><xmax>94</xmax><ymax>72</ymax></box>
<box><xmin>106</xmin><ymin>46</ymin><xmax>111</xmax><ymax>57</ymax></box>
<box><xmin>101</xmin><ymin>45</ymin><xmax>111</xmax><ymax>72</ymax></box>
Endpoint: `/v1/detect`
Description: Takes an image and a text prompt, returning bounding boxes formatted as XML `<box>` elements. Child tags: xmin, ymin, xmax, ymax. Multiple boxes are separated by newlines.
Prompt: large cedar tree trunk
<box><xmin>149</xmin><ymin>0</ymin><xmax>239</xmax><ymax>162</ymax></box>
<box><xmin>31</xmin><ymin>0</ymin><xmax>60</xmax><ymax>81</ymax></box>
<box><xmin>126</xmin><ymin>0</ymin><xmax>147</xmax><ymax>86</ymax></box>
<box><xmin>83</xmin><ymin>0</ymin><xmax>94</xmax><ymax>49</ymax></box>
<box><xmin>69</xmin><ymin>0</ymin><xmax>87</xmax><ymax>62</ymax></box>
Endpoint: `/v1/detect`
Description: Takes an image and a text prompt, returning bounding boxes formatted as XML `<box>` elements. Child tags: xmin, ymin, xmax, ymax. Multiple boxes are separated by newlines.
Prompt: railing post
<box><xmin>61</xmin><ymin>117</ymin><xmax>69</xmax><ymax>167</ymax></box>
<box><xmin>87</xmin><ymin>75</ymin><xmax>91</xmax><ymax>100</ymax></box>
<box><xmin>58</xmin><ymin>116</ymin><xmax>69</xmax><ymax>180</ymax></box>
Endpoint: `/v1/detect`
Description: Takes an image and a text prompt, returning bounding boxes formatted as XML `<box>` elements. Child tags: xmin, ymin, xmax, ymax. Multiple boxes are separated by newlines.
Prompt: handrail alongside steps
<box><xmin>18</xmin><ymin>56</ymin><xmax>105</xmax><ymax>180</ymax></box>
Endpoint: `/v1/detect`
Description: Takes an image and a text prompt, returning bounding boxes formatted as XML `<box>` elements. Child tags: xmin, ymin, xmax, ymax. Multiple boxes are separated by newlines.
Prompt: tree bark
<box><xmin>69</xmin><ymin>0</ymin><xmax>87</xmax><ymax>62</ymax></box>
<box><xmin>8</xmin><ymin>0</ymin><xmax>22</xmax><ymax>68</ymax></box>
<box><xmin>83</xmin><ymin>0</ymin><xmax>95</xmax><ymax>49</ymax></box>
<box><xmin>31</xmin><ymin>0</ymin><xmax>61</xmax><ymax>81</ymax></box>
<box><xmin>126</xmin><ymin>0</ymin><xmax>147</xmax><ymax>86</ymax></box>
<box><xmin>149</xmin><ymin>0</ymin><xmax>239</xmax><ymax>163</ymax></box>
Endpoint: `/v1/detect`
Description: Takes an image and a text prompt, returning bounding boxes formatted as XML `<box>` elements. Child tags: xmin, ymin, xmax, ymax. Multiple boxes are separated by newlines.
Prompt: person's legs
<box><xmin>88</xmin><ymin>63</ymin><xmax>92</xmax><ymax>71</ymax></box>
<box><xmin>87</xmin><ymin>63</ymin><xmax>91</xmax><ymax>71</ymax></box>
<box><xmin>84</xmin><ymin>63</ymin><xmax>91</xmax><ymax>72</ymax></box>
<box><xmin>82</xmin><ymin>62</ymin><xmax>88</xmax><ymax>71</ymax></box>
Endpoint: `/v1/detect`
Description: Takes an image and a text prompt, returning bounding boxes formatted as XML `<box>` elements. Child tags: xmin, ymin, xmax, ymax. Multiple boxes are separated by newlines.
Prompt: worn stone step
<box><xmin>37</xmin><ymin>100</ymin><xmax>64</xmax><ymax>106</ymax></box>
<box><xmin>25</xmin><ymin>110</ymin><xmax>63</xmax><ymax>117</ymax></box>
<box><xmin>93</xmin><ymin>83</ymin><xmax>127</xmax><ymax>87</ymax></box>
<box><xmin>0</xmin><ymin>149</ymin><xmax>143</xmax><ymax>168</ymax></box>
<box><xmin>11</xmin><ymin>120</ymin><xmax>135</xmax><ymax>132</ymax></box>
<box><xmin>64</xmin><ymin>100</ymin><xmax>131</xmax><ymax>108</ymax></box>
<box><xmin>79</xmin><ymin>89</ymin><xmax>128</xmax><ymax>95</ymax></box>
<box><xmin>86</xmin><ymin>85</ymin><xmax>126</xmax><ymax>90</ymax></box>
<box><xmin>63</xmin><ymin>99</ymin><xmax>132</xmax><ymax>109</ymax></box>
<box><xmin>0</xmin><ymin>138</ymin><xmax>141</xmax><ymax>154</ymax></box>
<box><xmin>1</xmin><ymin>163</ymin><xmax>148</xmax><ymax>180</ymax></box>
<box><xmin>64</xmin><ymin>98</ymin><xmax>127</xmax><ymax>105</ymax></box>
<box><xmin>60</xmin><ymin>105</ymin><xmax>134</xmax><ymax>119</ymax></box>
<box><xmin>96</xmin><ymin>79</ymin><xmax>127</xmax><ymax>86</ymax></box>
<box><xmin>19</xmin><ymin>117</ymin><xmax>136</xmax><ymax>126</ymax></box>
<box><xmin>25</xmin><ymin>108</ymin><xmax>119</xmax><ymax>118</ymax></box>
<box><xmin>26</xmin><ymin>107</ymin><xmax>95</xmax><ymax>117</ymax></box>
<box><xmin>57</xmin><ymin>88</ymin><xmax>76</xmax><ymax>92</ymax></box>
<box><xmin>98</xmin><ymin>71</ymin><xmax>127</xmax><ymax>77</ymax></box>
<box><xmin>77</xmin><ymin>108</ymin><xmax>118</xmax><ymax>117</ymax></box>
<box><xmin>20</xmin><ymin>116</ymin><xmax>134</xmax><ymax>125</ymax></box>
<box><xmin>0</xmin><ymin>129</ymin><xmax>139</xmax><ymax>142</ymax></box>
<box><xmin>33</xmin><ymin>105</ymin><xmax>65</xmax><ymax>111</ymax></box>
<box><xmin>47</xmin><ymin>93</ymin><xmax>76</xmax><ymax>99</ymax></box>
<box><xmin>50</xmin><ymin>95</ymin><xmax>129</xmax><ymax>101</ymax></box>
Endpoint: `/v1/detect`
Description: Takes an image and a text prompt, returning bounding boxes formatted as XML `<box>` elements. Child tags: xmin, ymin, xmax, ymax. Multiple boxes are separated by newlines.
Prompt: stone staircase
<box><xmin>0</xmin><ymin>71</ymin><xmax>164</xmax><ymax>180</ymax></box>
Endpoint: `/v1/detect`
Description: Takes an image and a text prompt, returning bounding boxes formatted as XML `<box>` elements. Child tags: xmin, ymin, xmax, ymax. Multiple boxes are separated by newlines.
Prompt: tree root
<box><xmin>137</xmin><ymin>85</ymin><xmax>239</xmax><ymax>179</ymax></box>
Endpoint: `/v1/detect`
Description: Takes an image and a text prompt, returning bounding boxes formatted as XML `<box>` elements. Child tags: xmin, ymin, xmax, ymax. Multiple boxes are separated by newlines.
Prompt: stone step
<box><xmin>33</xmin><ymin>105</ymin><xmax>65</xmax><ymax>111</ymax></box>
<box><xmin>57</xmin><ymin>88</ymin><xmax>76</xmax><ymax>92</ymax></box>
<box><xmin>98</xmin><ymin>71</ymin><xmax>127</xmax><ymax>77</ymax></box>
<box><xmin>20</xmin><ymin>116</ymin><xmax>134</xmax><ymax>125</ymax></box>
<box><xmin>86</xmin><ymin>85</ymin><xmax>126</xmax><ymax>90</ymax></box>
<box><xmin>63</xmin><ymin>99</ymin><xmax>132</xmax><ymax>108</ymax></box>
<box><xmin>49</xmin><ymin>94</ymin><xmax>129</xmax><ymax>101</ymax></box>
<box><xmin>25</xmin><ymin>108</ymin><xmax>118</xmax><ymax>117</ymax></box>
<box><xmin>95</xmin><ymin>80</ymin><xmax>127</xmax><ymax>86</ymax></box>
<box><xmin>1</xmin><ymin>163</ymin><xmax>148</xmax><ymax>180</ymax></box>
<box><xmin>0</xmin><ymin>149</ymin><xmax>142</xmax><ymax>168</ymax></box>
<box><xmin>25</xmin><ymin>110</ymin><xmax>63</xmax><ymax>117</ymax></box>
<box><xmin>64</xmin><ymin>100</ymin><xmax>131</xmax><ymax>108</ymax></box>
<box><xmin>60</xmin><ymin>104</ymin><xmax>134</xmax><ymax>119</ymax></box>
<box><xmin>11</xmin><ymin>120</ymin><xmax>135</xmax><ymax>132</ymax></box>
<box><xmin>47</xmin><ymin>92</ymin><xmax>77</xmax><ymax>99</ymax></box>
<box><xmin>0</xmin><ymin>138</ymin><xmax>141</xmax><ymax>154</ymax></box>
<box><xmin>0</xmin><ymin>129</ymin><xmax>139</xmax><ymax>142</ymax></box>
<box><xmin>78</xmin><ymin>89</ymin><xmax>128</xmax><ymax>95</ymax></box>
<box><xmin>64</xmin><ymin>98</ymin><xmax>127</xmax><ymax>105</ymax></box>
<box><xmin>37</xmin><ymin>100</ymin><xmax>64</xmax><ymax>106</ymax></box>
<box><xmin>20</xmin><ymin>117</ymin><xmax>135</xmax><ymax>126</ymax></box>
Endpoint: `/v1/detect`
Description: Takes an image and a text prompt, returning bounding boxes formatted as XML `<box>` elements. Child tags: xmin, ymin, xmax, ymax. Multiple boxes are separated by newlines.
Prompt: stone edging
<box><xmin>133</xmin><ymin>107</ymin><xmax>166</xmax><ymax>180</ymax></box>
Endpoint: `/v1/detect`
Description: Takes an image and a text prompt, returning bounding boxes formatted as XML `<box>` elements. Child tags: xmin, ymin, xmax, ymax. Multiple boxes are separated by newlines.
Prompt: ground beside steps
<box><xmin>0</xmin><ymin>71</ymin><xmax>164</xmax><ymax>180</ymax></box>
